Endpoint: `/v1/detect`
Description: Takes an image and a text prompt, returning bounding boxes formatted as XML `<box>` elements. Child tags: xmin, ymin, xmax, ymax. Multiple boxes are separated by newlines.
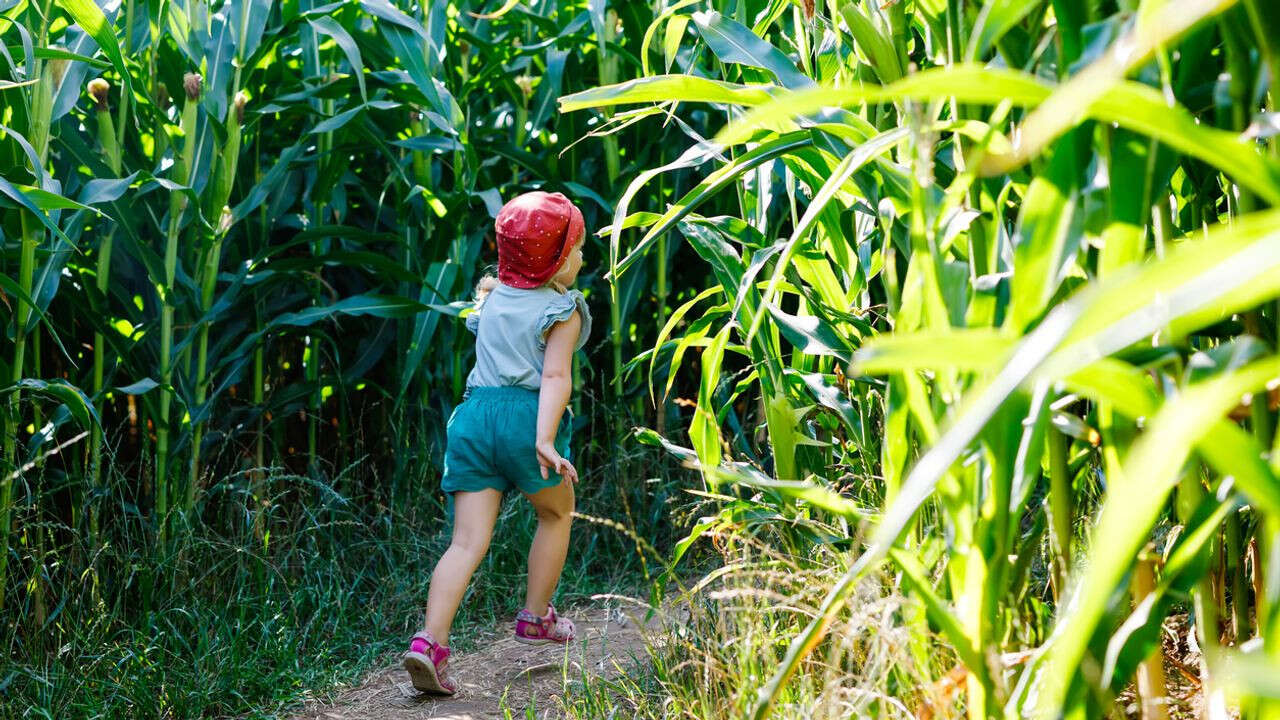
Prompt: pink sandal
<box><xmin>514</xmin><ymin>603</ymin><xmax>576</xmax><ymax>645</ymax></box>
<box><xmin>402</xmin><ymin>630</ymin><xmax>457</xmax><ymax>695</ymax></box>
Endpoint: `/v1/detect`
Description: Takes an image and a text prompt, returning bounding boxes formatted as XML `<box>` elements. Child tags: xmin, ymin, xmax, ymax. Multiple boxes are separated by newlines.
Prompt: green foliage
<box><xmin>7</xmin><ymin>0</ymin><xmax>1280</xmax><ymax>717</ymax></box>
<box><xmin>560</xmin><ymin>0</ymin><xmax>1280</xmax><ymax>717</ymax></box>
<box><xmin>1</xmin><ymin>0</ymin><xmax>680</xmax><ymax>715</ymax></box>
<box><xmin>1</xmin><ymin>459</ymin><xmax>644</xmax><ymax>717</ymax></box>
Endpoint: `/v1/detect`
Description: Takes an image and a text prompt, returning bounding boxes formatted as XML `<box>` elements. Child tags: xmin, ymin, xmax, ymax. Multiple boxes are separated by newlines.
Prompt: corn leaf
<box><xmin>691</xmin><ymin>10</ymin><xmax>811</xmax><ymax>89</ymax></box>
<box><xmin>559</xmin><ymin>74</ymin><xmax>779</xmax><ymax>112</ymax></box>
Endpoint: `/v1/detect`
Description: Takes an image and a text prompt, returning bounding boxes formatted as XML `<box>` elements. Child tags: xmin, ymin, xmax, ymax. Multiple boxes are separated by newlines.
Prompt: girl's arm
<box><xmin>536</xmin><ymin>311</ymin><xmax>582</xmax><ymax>483</ymax></box>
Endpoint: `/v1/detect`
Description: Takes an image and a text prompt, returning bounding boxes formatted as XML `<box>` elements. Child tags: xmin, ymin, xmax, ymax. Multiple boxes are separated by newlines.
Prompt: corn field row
<box><xmin>4</xmin><ymin>0</ymin><xmax>1280</xmax><ymax>717</ymax></box>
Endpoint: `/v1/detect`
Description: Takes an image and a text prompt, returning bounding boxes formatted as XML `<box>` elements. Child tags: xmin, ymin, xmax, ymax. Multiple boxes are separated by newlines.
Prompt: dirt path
<box><xmin>287</xmin><ymin>603</ymin><xmax>650</xmax><ymax>720</ymax></box>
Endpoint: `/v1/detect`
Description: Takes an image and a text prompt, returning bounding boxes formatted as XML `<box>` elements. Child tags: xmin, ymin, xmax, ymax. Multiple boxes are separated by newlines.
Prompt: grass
<box><xmin>555</xmin><ymin>483</ymin><xmax>947</xmax><ymax>720</ymax></box>
<box><xmin>7</xmin><ymin>0</ymin><xmax>1280</xmax><ymax>717</ymax></box>
<box><xmin>1</xmin><ymin>435</ymin><xmax>662</xmax><ymax>719</ymax></box>
<box><xmin>559</xmin><ymin>2</ymin><xmax>1280</xmax><ymax>717</ymax></box>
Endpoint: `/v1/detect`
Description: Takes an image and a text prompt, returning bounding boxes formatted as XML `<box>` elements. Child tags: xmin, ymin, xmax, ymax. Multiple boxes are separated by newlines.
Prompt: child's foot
<box><xmin>514</xmin><ymin>603</ymin><xmax>576</xmax><ymax>645</ymax></box>
<box><xmin>402</xmin><ymin>630</ymin><xmax>457</xmax><ymax>695</ymax></box>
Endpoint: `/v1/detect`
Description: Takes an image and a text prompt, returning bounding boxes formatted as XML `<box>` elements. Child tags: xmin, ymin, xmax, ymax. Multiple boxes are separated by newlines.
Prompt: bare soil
<box><xmin>287</xmin><ymin>603</ymin><xmax>650</xmax><ymax>720</ymax></box>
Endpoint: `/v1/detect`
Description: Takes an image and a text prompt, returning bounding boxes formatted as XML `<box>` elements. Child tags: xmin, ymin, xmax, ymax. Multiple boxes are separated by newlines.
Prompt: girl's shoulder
<box><xmin>537</xmin><ymin>288</ymin><xmax>590</xmax><ymax>349</ymax></box>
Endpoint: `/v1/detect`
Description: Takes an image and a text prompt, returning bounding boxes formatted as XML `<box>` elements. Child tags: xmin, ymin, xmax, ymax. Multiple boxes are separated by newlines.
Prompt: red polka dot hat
<box><xmin>494</xmin><ymin>191</ymin><xmax>585</xmax><ymax>289</ymax></box>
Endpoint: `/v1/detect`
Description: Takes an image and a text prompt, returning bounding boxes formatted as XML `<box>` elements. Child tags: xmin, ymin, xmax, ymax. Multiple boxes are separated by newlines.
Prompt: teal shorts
<box><xmin>441</xmin><ymin>386</ymin><xmax>573</xmax><ymax>495</ymax></box>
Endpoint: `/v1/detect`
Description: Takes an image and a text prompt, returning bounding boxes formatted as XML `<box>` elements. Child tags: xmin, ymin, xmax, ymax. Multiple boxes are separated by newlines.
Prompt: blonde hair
<box><xmin>474</xmin><ymin>274</ymin><xmax>499</xmax><ymax>306</ymax></box>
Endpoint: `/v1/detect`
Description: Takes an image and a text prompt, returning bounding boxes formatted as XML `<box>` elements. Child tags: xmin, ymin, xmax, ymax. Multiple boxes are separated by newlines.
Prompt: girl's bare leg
<box><xmin>424</xmin><ymin>489</ymin><xmax>503</xmax><ymax>646</ymax></box>
<box><xmin>522</xmin><ymin>480</ymin><xmax>575</xmax><ymax>615</ymax></box>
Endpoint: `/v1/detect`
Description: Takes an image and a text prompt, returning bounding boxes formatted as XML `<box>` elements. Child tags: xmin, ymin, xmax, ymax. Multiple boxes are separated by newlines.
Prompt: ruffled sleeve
<box><xmin>464</xmin><ymin>305</ymin><xmax>481</xmax><ymax>335</ymax></box>
<box><xmin>537</xmin><ymin>289</ymin><xmax>590</xmax><ymax>351</ymax></box>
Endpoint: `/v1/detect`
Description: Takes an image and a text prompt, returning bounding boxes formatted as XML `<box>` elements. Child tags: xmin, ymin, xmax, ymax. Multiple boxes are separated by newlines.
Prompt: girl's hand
<box><xmin>536</xmin><ymin>441</ymin><xmax>578</xmax><ymax>484</ymax></box>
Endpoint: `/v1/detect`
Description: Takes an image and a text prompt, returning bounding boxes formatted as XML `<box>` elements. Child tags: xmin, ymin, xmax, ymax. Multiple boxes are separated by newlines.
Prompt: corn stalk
<box><xmin>187</xmin><ymin>90</ymin><xmax>245</xmax><ymax>511</ymax></box>
<box><xmin>1</xmin><ymin>23</ymin><xmax>56</xmax><ymax>609</ymax></box>
<box><xmin>561</xmin><ymin>0</ymin><xmax>1280</xmax><ymax>716</ymax></box>
<box><xmin>155</xmin><ymin>73</ymin><xmax>201</xmax><ymax>543</ymax></box>
<box><xmin>87</xmin><ymin>78</ymin><xmax>121</xmax><ymax>548</ymax></box>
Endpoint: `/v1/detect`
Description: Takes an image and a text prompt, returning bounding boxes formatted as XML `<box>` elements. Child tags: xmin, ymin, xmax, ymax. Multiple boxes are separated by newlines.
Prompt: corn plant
<box><xmin>2</xmin><ymin>1</ymin><xmax>687</xmax><ymax>712</ymax></box>
<box><xmin>2</xmin><ymin>0</ymin><xmax>675</xmax><ymax>628</ymax></box>
<box><xmin>0</xmin><ymin>0</ymin><xmax>107</xmax><ymax>611</ymax></box>
<box><xmin>564</xmin><ymin>0</ymin><xmax>1280</xmax><ymax>716</ymax></box>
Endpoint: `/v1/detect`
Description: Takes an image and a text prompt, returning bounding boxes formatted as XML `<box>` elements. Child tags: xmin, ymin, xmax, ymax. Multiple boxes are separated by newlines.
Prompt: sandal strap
<box><xmin>516</xmin><ymin>603</ymin><xmax>574</xmax><ymax>640</ymax></box>
<box><xmin>409</xmin><ymin>631</ymin><xmax>451</xmax><ymax>666</ymax></box>
<box><xmin>515</xmin><ymin>608</ymin><xmax>545</xmax><ymax>624</ymax></box>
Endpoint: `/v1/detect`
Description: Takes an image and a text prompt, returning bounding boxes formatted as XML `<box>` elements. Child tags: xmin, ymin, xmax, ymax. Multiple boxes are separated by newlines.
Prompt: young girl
<box><xmin>402</xmin><ymin>191</ymin><xmax>590</xmax><ymax>696</ymax></box>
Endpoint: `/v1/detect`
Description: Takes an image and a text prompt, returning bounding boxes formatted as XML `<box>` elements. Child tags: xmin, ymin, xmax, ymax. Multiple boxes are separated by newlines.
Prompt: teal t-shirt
<box><xmin>464</xmin><ymin>283</ymin><xmax>591</xmax><ymax>390</ymax></box>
